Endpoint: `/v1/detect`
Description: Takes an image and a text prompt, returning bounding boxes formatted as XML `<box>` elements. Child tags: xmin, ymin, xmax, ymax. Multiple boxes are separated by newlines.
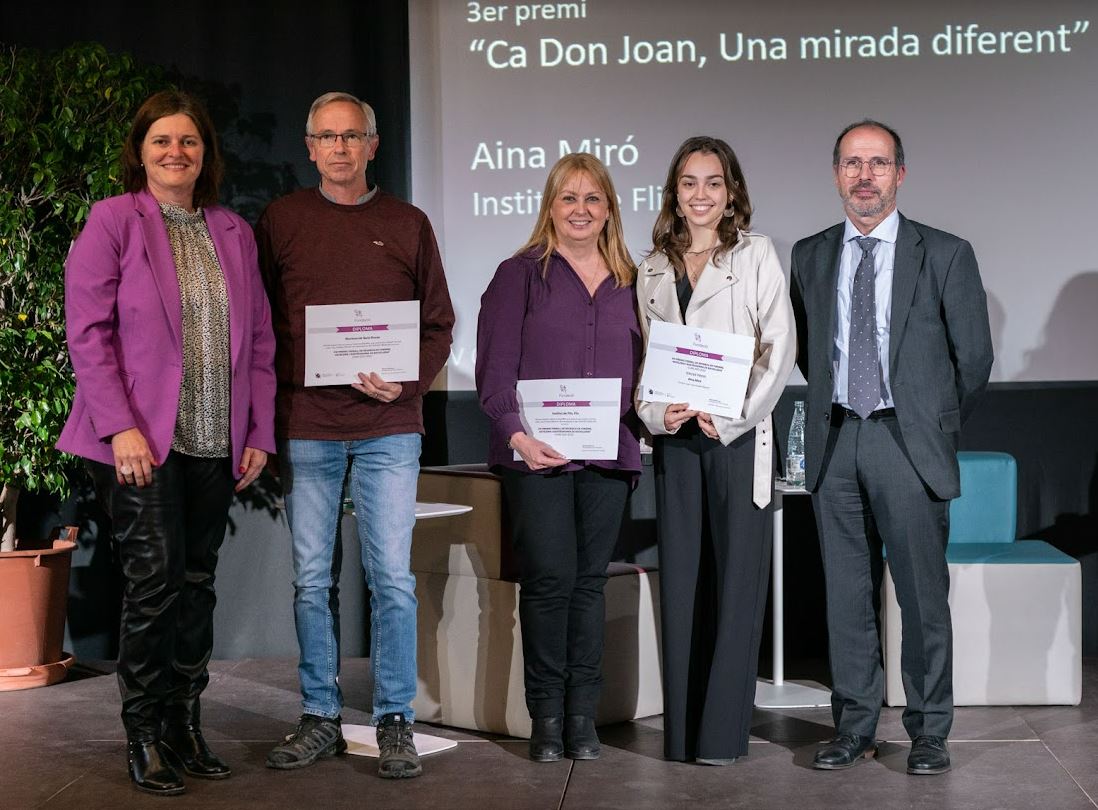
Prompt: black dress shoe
<box><xmin>812</xmin><ymin>733</ymin><xmax>878</xmax><ymax>770</ymax></box>
<box><xmin>907</xmin><ymin>735</ymin><xmax>951</xmax><ymax>775</ymax></box>
<box><xmin>529</xmin><ymin>716</ymin><xmax>564</xmax><ymax>762</ymax></box>
<box><xmin>161</xmin><ymin>724</ymin><xmax>232</xmax><ymax>779</ymax></box>
<box><xmin>564</xmin><ymin>715</ymin><xmax>600</xmax><ymax>760</ymax></box>
<box><xmin>127</xmin><ymin>740</ymin><xmax>185</xmax><ymax>796</ymax></box>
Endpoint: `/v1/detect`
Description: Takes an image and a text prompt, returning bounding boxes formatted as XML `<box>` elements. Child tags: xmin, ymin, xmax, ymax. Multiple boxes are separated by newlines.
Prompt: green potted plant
<box><xmin>0</xmin><ymin>41</ymin><xmax>164</xmax><ymax>688</ymax></box>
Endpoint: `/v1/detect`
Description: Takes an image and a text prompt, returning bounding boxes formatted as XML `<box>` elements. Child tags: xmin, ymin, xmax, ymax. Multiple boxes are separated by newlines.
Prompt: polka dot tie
<box><xmin>848</xmin><ymin>237</ymin><xmax>881</xmax><ymax>419</ymax></box>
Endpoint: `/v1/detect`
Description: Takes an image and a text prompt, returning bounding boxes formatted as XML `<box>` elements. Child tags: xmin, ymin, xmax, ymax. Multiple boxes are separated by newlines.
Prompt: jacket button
<box><xmin>649</xmin><ymin>298</ymin><xmax>655</xmax><ymax>303</ymax></box>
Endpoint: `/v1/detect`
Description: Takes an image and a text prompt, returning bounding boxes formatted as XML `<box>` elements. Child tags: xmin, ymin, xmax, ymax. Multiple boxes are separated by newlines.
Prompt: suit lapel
<box><xmin>889</xmin><ymin>215</ymin><xmax>924</xmax><ymax>371</ymax></box>
<box><xmin>811</xmin><ymin>224</ymin><xmax>844</xmax><ymax>360</ymax></box>
<box><xmin>205</xmin><ymin>207</ymin><xmax>244</xmax><ymax>365</ymax></box>
<box><xmin>136</xmin><ymin>191</ymin><xmax>184</xmax><ymax>354</ymax></box>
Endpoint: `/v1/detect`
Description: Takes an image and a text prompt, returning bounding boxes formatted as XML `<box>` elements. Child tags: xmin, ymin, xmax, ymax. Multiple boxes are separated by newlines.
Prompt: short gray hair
<box><xmin>305</xmin><ymin>91</ymin><xmax>378</xmax><ymax>138</ymax></box>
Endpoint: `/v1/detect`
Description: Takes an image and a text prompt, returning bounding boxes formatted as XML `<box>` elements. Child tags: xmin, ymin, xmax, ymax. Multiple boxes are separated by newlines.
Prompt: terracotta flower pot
<box><xmin>0</xmin><ymin>526</ymin><xmax>77</xmax><ymax>690</ymax></box>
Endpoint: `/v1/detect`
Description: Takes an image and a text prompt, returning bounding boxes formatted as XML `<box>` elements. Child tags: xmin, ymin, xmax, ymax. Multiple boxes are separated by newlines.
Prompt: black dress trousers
<box><xmin>498</xmin><ymin>466</ymin><xmax>630</xmax><ymax>720</ymax></box>
<box><xmin>655</xmin><ymin>425</ymin><xmax>772</xmax><ymax>761</ymax></box>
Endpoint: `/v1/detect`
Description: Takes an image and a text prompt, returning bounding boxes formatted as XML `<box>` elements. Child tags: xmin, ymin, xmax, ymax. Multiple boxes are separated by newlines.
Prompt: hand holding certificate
<box><xmin>304</xmin><ymin>301</ymin><xmax>420</xmax><ymax>386</ymax></box>
<box><xmin>639</xmin><ymin>321</ymin><xmax>755</xmax><ymax>419</ymax></box>
<box><xmin>515</xmin><ymin>378</ymin><xmax>622</xmax><ymax>461</ymax></box>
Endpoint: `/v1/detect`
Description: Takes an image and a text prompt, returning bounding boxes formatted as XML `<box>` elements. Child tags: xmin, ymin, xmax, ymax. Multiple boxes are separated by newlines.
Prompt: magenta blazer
<box><xmin>57</xmin><ymin>190</ymin><xmax>276</xmax><ymax>476</ymax></box>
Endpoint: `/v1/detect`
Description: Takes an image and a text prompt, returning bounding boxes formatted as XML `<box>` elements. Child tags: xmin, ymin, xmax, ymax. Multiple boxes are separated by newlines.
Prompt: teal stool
<box><xmin>883</xmin><ymin>452</ymin><xmax>1082</xmax><ymax>706</ymax></box>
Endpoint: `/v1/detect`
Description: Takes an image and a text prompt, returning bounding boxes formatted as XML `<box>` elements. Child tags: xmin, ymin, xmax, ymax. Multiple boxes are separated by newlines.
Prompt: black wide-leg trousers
<box><xmin>89</xmin><ymin>452</ymin><xmax>234</xmax><ymax>740</ymax></box>
<box><xmin>654</xmin><ymin>426</ymin><xmax>772</xmax><ymax>761</ymax></box>
<box><xmin>498</xmin><ymin>466</ymin><xmax>630</xmax><ymax>720</ymax></box>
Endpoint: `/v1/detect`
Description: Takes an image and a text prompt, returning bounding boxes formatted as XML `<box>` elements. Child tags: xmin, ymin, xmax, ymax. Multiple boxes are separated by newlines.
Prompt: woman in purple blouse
<box><xmin>476</xmin><ymin>153</ymin><xmax>642</xmax><ymax>762</ymax></box>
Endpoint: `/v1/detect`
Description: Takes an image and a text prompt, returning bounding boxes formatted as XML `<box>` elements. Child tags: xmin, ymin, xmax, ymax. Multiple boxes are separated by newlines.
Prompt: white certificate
<box><xmin>304</xmin><ymin>301</ymin><xmax>420</xmax><ymax>386</ymax></box>
<box><xmin>515</xmin><ymin>378</ymin><xmax>622</xmax><ymax>461</ymax></box>
<box><xmin>639</xmin><ymin>321</ymin><xmax>755</xmax><ymax>419</ymax></box>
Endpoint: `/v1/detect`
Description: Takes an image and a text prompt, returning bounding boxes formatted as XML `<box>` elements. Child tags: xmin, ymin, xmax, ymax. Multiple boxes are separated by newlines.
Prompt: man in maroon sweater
<box><xmin>256</xmin><ymin>92</ymin><xmax>454</xmax><ymax>780</ymax></box>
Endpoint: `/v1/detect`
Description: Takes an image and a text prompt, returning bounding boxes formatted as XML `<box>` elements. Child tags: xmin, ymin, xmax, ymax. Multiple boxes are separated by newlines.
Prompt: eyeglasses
<box><xmin>838</xmin><ymin>158</ymin><xmax>895</xmax><ymax>177</ymax></box>
<box><xmin>307</xmin><ymin>131</ymin><xmax>372</xmax><ymax>148</ymax></box>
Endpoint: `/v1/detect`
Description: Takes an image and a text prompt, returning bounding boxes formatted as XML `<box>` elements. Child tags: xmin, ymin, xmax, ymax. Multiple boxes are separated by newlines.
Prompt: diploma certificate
<box><xmin>304</xmin><ymin>301</ymin><xmax>420</xmax><ymax>386</ymax></box>
<box><xmin>515</xmin><ymin>378</ymin><xmax>622</xmax><ymax>461</ymax></box>
<box><xmin>639</xmin><ymin>321</ymin><xmax>754</xmax><ymax>419</ymax></box>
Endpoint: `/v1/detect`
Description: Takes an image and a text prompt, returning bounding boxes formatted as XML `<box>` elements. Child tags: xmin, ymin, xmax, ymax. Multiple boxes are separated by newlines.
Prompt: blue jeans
<box><xmin>281</xmin><ymin>434</ymin><xmax>421</xmax><ymax>723</ymax></box>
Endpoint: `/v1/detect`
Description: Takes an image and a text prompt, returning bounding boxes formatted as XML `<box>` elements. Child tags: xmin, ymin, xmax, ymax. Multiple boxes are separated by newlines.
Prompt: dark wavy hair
<box><xmin>650</xmin><ymin>136</ymin><xmax>752</xmax><ymax>280</ymax></box>
<box><xmin>121</xmin><ymin>90</ymin><xmax>223</xmax><ymax>208</ymax></box>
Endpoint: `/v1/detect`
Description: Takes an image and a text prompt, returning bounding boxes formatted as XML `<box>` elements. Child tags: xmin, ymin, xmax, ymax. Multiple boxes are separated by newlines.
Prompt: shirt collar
<box><xmin>319</xmin><ymin>185</ymin><xmax>378</xmax><ymax>206</ymax></box>
<box><xmin>843</xmin><ymin>208</ymin><xmax>900</xmax><ymax>245</ymax></box>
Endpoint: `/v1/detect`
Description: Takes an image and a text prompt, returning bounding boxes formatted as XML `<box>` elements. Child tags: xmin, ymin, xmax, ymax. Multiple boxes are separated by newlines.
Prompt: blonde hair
<box><xmin>517</xmin><ymin>153</ymin><xmax>636</xmax><ymax>287</ymax></box>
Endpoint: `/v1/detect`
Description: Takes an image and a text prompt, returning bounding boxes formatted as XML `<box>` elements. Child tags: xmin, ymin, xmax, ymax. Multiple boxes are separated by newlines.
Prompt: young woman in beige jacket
<box><xmin>636</xmin><ymin>136</ymin><xmax>796</xmax><ymax>764</ymax></box>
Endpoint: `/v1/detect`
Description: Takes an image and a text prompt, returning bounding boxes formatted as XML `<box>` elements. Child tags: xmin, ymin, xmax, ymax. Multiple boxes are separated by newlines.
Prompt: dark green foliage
<box><xmin>0</xmin><ymin>42</ymin><xmax>166</xmax><ymax>504</ymax></box>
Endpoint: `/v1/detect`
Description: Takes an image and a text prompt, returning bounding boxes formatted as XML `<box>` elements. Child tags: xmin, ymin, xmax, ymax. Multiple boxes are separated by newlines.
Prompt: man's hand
<box><xmin>352</xmin><ymin>372</ymin><xmax>403</xmax><ymax>403</ymax></box>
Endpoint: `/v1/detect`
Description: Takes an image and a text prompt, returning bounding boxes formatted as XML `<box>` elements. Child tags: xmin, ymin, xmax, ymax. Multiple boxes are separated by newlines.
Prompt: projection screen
<box><xmin>409</xmin><ymin>0</ymin><xmax>1097</xmax><ymax>389</ymax></box>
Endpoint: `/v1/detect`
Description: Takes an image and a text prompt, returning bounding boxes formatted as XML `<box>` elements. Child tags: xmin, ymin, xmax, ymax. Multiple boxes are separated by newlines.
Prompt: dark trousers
<box><xmin>654</xmin><ymin>426</ymin><xmax>772</xmax><ymax>761</ymax></box>
<box><xmin>89</xmin><ymin>452</ymin><xmax>235</xmax><ymax>740</ymax></box>
<box><xmin>498</xmin><ymin>466</ymin><xmax>630</xmax><ymax>719</ymax></box>
<box><xmin>813</xmin><ymin>411</ymin><xmax>953</xmax><ymax>739</ymax></box>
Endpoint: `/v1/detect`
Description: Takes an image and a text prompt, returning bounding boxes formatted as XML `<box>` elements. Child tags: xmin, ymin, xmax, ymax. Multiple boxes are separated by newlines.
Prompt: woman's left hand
<box><xmin>697</xmin><ymin>411</ymin><xmax>720</xmax><ymax>440</ymax></box>
<box><xmin>235</xmin><ymin>447</ymin><xmax>268</xmax><ymax>492</ymax></box>
<box><xmin>352</xmin><ymin>372</ymin><xmax>403</xmax><ymax>403</ymax></box>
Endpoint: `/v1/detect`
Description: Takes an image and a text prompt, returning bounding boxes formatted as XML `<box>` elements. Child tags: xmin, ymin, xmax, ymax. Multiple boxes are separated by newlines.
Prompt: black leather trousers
<box><xmin>89</xmin><ymin>452</ymin><xmax>234</xmax><ymax>741</ymax></box>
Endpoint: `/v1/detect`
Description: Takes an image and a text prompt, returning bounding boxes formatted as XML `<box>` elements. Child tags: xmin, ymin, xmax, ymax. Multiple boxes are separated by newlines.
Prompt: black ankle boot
<box><xmin>128</xmin><ymin>740</ymin><xmax>185</xmax><ymax>796</ymax></box>
<box><xmin>529</xmin><ymin>716</ymin><xmax>564</xmax><ymax>762</ymax></box>
<box><xmin>161</xmin><ymin>724</ymin><xmax>231</xmax><ymax>779</ymax></box>
<box><xmin>564</xmin><ymin>715</ymin><xmax>600</xmax><ymax>760</ymax></box>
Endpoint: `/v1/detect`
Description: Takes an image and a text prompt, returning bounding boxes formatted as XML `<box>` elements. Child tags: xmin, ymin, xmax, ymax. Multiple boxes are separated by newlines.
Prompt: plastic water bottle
<box><xmin>786</xmin><ymin>401</ymin><xmax>806</xmax><ymax>486</ymax></box>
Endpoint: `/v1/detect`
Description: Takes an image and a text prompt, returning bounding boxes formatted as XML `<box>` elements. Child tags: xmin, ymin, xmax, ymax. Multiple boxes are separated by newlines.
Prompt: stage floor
<box><xmin>4</xmin><ymin>657</ymin><xmax>1098</xmax><ymax>809</ymax></box>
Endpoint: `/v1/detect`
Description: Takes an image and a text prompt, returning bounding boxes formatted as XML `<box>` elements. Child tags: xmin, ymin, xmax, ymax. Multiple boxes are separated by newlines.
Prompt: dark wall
<box><xmin>1</xmin><ymin>0</ymin><xmax>412</xmax><ymax>215</ymax></box>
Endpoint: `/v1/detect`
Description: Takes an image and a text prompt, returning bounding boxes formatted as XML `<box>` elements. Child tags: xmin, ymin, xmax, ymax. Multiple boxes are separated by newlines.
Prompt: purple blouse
<box><xmin>476</xmin><ymin>250</ymin><xmax>642</xmax><ymax>476</ymax></box>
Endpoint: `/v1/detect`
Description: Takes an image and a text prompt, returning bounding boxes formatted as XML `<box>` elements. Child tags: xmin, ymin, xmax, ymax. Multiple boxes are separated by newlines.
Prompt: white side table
<box><xmin>754</xmin><ymin>480</ymin><xmax>831</xmax><ymax>709</ymax></box>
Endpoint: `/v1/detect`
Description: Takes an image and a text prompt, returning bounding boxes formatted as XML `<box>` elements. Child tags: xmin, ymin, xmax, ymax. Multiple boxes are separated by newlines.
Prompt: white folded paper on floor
<box><xmin>341</xmin><ymin>724</ymin><xmax>459</xmax><ymax>758</ymax></box>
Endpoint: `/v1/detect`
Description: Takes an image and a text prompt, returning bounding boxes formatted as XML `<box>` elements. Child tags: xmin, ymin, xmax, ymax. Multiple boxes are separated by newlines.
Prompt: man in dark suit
<box><xmin>790</xmin><ymin>120</ymin><xmax>993</xmax><ymax>776</ymax></box>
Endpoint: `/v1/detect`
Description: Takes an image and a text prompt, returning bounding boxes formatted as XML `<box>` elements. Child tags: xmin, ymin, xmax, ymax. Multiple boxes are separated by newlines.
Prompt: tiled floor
<box><xmin>3</xmin><ymin>658</ymin><xmax>1096</xmax><ymax>809</ymax></box>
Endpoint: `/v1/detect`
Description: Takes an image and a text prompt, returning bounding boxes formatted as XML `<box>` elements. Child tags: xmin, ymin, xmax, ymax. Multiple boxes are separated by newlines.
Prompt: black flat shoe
<box><xmin>529</xmin><ymin>716</ymin><xmax>564</xmax><ymax>762</ymax></box>
<box><xmin>812</xmin><ymin>733</ymin><xmax>878</xmax><ymax>770</ymax></box>
<box><xmin>128</xmin><ymin>740</ymin><xmax>185</xmax><ymax>796</ymax></box>
<box><xmin>907</xmin><ymin>735</ymin><xmax>951</xmax><ymax>775</ymax></box>
<box><xmin>161</xmin><ymin>724</ymin><xmax>232</xmax><ymax>779</ymax></box>
<box><xmin>564</xmin><ymin>715</ymin><xmax>600</xmax><ymax>760</ymax></box>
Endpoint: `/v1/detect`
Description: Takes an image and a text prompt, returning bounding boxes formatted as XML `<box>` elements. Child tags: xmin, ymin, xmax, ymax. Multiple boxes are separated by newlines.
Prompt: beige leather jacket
<box><xmin>635</xmin><ymin>231</ymin><xmax>797</xmax><ymax>507</ymax></box>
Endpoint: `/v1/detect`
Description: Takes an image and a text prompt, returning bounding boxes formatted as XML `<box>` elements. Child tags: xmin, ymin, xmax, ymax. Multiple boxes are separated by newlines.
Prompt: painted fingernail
<box><xmin>239</xmin><ymin>465</ymin><xmax>246</xmax><ymax>473</ymax></box>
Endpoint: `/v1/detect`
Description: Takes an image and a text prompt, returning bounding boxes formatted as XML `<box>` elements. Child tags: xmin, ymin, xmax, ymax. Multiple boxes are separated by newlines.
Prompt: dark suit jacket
<box><xmin>789</xmin><ymin>214</ymin><xmax>993</xmax><ymax>500</ymax></box>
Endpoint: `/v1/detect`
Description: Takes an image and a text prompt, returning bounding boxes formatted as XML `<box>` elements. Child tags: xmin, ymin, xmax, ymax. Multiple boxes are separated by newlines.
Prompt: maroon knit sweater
<box><xmin>255</xmin><ymin>188</ymin><xmax>454</xmax><ymax>440</ymax></box>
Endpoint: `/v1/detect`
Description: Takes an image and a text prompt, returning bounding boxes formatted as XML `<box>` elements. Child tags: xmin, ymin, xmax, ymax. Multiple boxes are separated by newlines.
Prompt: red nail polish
<box><xmin>239</xmin><ymin>465</ymin><xmax>246</xmax><ymax>473</ymax></box>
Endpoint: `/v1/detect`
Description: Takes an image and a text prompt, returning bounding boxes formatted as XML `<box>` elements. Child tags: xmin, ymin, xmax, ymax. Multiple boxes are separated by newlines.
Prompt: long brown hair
<box><xmin>650</xmin><ymin>136</ymin><xmax>752</xmax><ymax>279</ymax></box>
<box><xmin>516</xmin><ymin>153</ymin><xmax>636</xmax><ymax>288</ymax></box>
<box><xmin>121</xmin><ymin>90</ymin><xmax>224</xmax><ymax>208</ymax></box>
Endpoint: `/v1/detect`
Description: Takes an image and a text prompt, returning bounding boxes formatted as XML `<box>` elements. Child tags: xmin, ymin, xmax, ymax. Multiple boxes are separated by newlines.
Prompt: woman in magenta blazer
<box><xmin>56</xmin><ymin>91</ymin><xmax>275</xmax><ymax>797</ymax></box>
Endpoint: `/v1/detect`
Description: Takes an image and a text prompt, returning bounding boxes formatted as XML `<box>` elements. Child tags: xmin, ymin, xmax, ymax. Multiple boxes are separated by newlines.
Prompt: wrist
<box><xmin>507</xmin><ymin>432</ymin><xmax>526</xmax><ymax>450</ymax></box>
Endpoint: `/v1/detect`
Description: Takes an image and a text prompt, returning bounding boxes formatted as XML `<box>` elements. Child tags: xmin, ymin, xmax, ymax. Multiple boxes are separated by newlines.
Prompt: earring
<box><xmin>722</xmin><ymin>204</ymin><xmax>734</xmax><ymax>219</ymax></box>
<box><xmin>675</xmin><ymin>206</ymin><xmax>684</xmax><ymax>217</ymax></box>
